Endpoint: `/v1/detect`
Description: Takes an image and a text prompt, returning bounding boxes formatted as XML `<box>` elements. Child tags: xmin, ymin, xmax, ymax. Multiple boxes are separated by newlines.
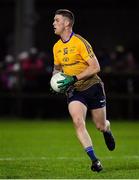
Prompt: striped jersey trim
<box><xmin>61</xmin><ymin>61</ymin><xmax>80</xmax><ymax>66</ymax></box>
<box><xmin>74</xmin><ymin>34</ymin><xmax>94</xmax><ymax>58</ymax></box>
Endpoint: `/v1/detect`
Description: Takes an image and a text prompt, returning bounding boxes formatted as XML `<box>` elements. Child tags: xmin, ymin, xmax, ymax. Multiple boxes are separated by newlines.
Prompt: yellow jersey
<box><xmin>53</xmin><ymin>33</ymin><xmax>101</xmax><ymax>91</ymax></box>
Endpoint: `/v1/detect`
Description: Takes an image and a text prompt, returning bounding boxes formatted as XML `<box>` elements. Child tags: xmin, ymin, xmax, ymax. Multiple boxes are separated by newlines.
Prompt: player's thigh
<box><xmin>90</xmin><ymin>106</ymin><xmax>107</xmax><ymax>126</ymax></box>
<box><xmin>68</xmin><ymin>101</ymin><xmax>87</xmax><ymax>121</ymax></box>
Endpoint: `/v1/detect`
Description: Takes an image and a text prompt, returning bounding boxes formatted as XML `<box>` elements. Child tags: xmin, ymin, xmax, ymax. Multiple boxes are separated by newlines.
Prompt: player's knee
<box><xmin>73</xmin><ymin>117</ymin><xmax>85</xmax><ymax>130</ymax></box>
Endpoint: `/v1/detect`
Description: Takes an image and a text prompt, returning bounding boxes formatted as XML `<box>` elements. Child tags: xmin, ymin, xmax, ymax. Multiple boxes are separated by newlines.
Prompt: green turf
<box><xmin>0</xmin><ymin>118</ymin><xmax>139</xmax><ymax>179</ymax></box>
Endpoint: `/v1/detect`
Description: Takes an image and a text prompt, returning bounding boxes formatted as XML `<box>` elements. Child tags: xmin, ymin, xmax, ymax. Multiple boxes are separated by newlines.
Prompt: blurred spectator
<box><xmin>97</xmin><ymin>48</ymin><xmax>112</xmax><ymax>73</ymax></box>
<box><xmin>111</xmin><ymin>46</ymin><xmax>138</xmax><ymax>73</ymax></box>
<box><xmin>18</xmin><ymin>51</ymin><xmax>38</xmax><ymax>91</ymax></box>
<box><xmin>18</xmin><ymin>48</ymin><xmax>52</xmax><ymax>92</ymax></box>
<box><xmin>18</xmin><ymin>51</ymin><xmax>30</xmax><ymax>69</ymax></box>
<box><xmin>111</xmin><ymin>45</ymin><xmax>126</xmax><ymax>72</ymax></box>
<box><xmin>123</xmin><ymin>51</ymin><xmax>137</xmax><ymax>73</ymax></box>
<box><xmin>0</xmin><ymin>54</ymin><xmax>19</xmax><ymax>90</ymax></box>
<box><xmin>0</xmin><ymin>45</ymin><xmax>137</xmax><ymax>93</ymax></box>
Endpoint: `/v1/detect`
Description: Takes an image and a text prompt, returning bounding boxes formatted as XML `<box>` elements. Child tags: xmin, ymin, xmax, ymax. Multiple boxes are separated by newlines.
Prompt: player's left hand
<box><xmin>57</xmin><ymin>74</ymin><xmax>78</xmax><ymax>91</ymax></box>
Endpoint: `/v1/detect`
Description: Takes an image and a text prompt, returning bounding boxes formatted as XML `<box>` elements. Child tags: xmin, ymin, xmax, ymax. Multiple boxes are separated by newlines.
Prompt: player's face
<box><xmin>53</xmin><ymin>15</ymin><xmax>67</xmax><ymax>35</ymax></box>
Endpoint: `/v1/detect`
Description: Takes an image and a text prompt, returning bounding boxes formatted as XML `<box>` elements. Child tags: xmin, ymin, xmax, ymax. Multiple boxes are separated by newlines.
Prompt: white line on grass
<box><xmin>0</xmin><ymin>155</ymin><xmax>139</xmax><ymax>161</ymax></box>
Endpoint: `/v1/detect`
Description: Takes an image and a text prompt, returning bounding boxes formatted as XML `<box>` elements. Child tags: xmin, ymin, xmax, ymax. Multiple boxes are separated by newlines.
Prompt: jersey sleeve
<box><xmin>79</xmin><ymin>39</ymin><xmax>95</xmax><ymax>61</ymax></box>
<box><xmin>53</xmin><ymin>44</ymin><xmax>60</xmax><ymax>65</ymax></box>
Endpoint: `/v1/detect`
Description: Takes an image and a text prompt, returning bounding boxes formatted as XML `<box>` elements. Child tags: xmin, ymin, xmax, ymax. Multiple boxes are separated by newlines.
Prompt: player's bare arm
<box><xmin>53</xmin><ymin>64</ymin><xmax>62</xmax><ymax>75</ymax></box>
<box><xmin>76</xmin><ymin>56</ymin><xmax>100</xmax><ymax>81</ymax></box>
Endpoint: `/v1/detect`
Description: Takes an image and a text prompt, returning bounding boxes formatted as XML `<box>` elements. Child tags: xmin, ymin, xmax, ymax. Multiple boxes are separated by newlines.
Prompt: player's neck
<box><xmin>60</xmin><ymin>30</ymin><xmax>73</xmax><ymax>43</ymax></box>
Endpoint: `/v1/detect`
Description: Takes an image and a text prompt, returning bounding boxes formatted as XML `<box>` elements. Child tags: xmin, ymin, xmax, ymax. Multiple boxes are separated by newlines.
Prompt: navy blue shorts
<box><xmin>67</xmin><ymin>83</ymin><xmax>106</xmax><ymax>110</ymax></box>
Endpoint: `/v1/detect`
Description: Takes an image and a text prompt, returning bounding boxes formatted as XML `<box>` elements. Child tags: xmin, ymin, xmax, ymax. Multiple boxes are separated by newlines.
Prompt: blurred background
<box><xmin>0</xmin><ymin>0</ymin><xmax>139</xmax><ymax>120</ymax></box>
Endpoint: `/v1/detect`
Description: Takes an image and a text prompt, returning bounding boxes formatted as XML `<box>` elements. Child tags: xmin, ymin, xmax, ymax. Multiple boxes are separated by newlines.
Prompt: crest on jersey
<box><xmin>63</xmin><ymin>48</ymin><xmax>68</xmax><ymax>55</ymax></box>
<box><xmin>63</xmin><ymin>57</ymin><xmax>69</xmax><ymax>62</ymax></box>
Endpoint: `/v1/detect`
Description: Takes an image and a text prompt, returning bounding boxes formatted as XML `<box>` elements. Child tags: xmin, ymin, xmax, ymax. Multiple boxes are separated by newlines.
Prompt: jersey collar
<box><xmin>61</xmin><ymin>32</ymin><xmax>74</xmax><ymax>43</ymax></box>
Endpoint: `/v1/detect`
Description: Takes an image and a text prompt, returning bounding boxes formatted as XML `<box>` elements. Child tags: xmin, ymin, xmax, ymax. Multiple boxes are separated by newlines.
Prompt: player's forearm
<box><xmin>76</xmin><ymin>56</ymin><xmax>100</xmax><ymax>80</ymax></box>
<box><xmin>76</xmin><ymin>66</ymin><xmax>100</xmax><ymax>80</ymax></box>
<box><xmin>52</xmin><ymin>65</ymin><xmax>62</xmax><ymax>75</ymax></box>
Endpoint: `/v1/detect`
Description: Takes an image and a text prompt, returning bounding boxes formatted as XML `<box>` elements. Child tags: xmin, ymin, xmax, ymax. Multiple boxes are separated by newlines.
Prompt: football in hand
<box><xmin>50</xmin><ymin>72</ymin><xmax>65</xmax><ymax>93</ymax></box>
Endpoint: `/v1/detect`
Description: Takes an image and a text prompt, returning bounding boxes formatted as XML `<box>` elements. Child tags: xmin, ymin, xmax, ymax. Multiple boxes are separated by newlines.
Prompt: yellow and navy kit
<box><xmin>53</xmin><ymin>33</ymin><xmax>101</xmax><ymax>91</ymax></box>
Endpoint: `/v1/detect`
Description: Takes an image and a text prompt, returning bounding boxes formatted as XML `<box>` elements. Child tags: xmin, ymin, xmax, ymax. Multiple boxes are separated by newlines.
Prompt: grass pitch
<box><xmin>0</xmin><ymin>118</ymin><xmax>139</xmax><ymax>179</ymax></box>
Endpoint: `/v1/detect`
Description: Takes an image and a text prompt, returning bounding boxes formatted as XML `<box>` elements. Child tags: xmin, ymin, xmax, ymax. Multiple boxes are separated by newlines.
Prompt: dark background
<box><xmin>35</xmin><ymin>0</ymin><xmax>139</xmax><ymax>54</ymax></box>
<box><xmin>0</xmin><ymin>0</ymin><xmax>139</xmax><ymax>56</ymax></box>
<box><xmin>0</xmin><ymin>0</ymin><xmax>139</xmax><ymax>120</ymax></box>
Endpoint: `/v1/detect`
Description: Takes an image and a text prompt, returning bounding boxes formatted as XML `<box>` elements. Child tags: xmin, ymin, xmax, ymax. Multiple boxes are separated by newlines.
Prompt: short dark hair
<box><xmin>55</xmin><ymin>9</ymin><xmax>75</xmax><ymax>26</ymax></box>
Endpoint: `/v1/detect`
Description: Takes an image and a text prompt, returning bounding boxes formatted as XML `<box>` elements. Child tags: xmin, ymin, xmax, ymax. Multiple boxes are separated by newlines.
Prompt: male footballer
<box><xmin>52</xmin><ymin>9</ymin><xmax>115</xmax><ymax>172</ymax></box>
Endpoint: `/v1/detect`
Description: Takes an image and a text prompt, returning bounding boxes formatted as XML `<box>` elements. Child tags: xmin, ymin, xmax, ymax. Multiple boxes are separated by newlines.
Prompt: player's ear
<box><xmin>64</xmin><ymin>19</ymin><xmax>70</xmax><ymax>27</ymax></box>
